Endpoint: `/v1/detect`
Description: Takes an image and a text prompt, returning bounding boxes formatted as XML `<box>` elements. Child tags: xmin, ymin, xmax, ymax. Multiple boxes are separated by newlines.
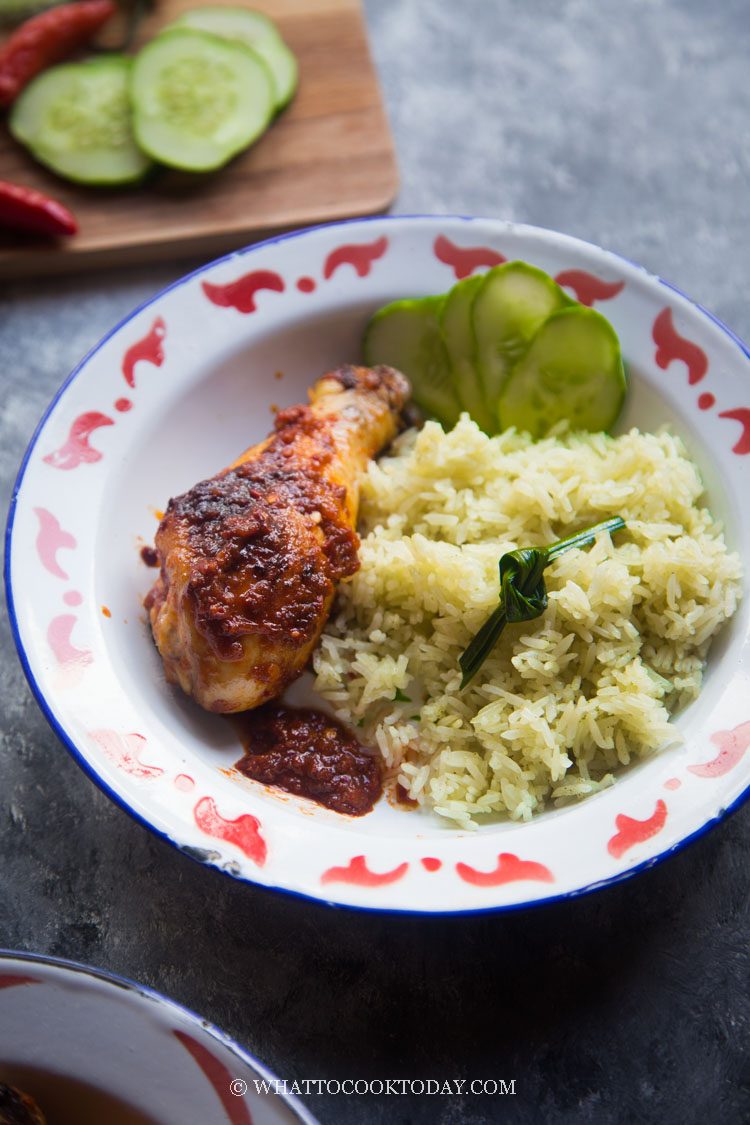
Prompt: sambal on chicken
<box><xmin>145</xmin><ymin>364</ymin><xmax>410</xmax><ymax>713</ymax></box>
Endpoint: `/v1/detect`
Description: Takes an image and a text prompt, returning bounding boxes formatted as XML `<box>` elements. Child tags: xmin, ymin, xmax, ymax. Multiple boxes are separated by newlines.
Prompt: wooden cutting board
<box><xmin>0</xmin><ymin>0</ymin><xmax>399</xmax><ymax>279</ymax></box>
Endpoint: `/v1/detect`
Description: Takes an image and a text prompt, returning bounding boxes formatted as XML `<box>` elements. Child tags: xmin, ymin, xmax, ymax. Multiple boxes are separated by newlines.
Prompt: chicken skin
<box><xmin>145</xmin><ymin>364</ymin><xmax>410</xmax><ymax>713</ymax></box>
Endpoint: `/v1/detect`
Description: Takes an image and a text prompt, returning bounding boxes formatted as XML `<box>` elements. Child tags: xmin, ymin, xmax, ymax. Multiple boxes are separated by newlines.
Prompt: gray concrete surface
<box><xmin>2</xmin><ymin>1</ymin><xmax>750</xmax><ymax>1121</ymax></box>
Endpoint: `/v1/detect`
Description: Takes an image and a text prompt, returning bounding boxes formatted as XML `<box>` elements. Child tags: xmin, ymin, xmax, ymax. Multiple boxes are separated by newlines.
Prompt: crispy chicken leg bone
<box><xmin>145</xmin><ymin>364</ymin><xmax>411</xmax><ymax>713</ymax></box>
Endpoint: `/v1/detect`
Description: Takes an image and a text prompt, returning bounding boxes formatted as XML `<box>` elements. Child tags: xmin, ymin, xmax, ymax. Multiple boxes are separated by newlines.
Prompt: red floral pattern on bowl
<box><xmin>6</xmin><ymin>216</ymin><xmax>750</xmax><ymax>914</ymax></box>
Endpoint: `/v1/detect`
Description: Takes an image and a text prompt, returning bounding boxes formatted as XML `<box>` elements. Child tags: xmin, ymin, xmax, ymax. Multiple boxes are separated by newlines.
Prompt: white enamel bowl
<box><xmin>0</xmin><ymin>951</ymin><xmax>319</xmax><ymax>1124</ymax></box>
<box><xmin>6</xmin><ymin>216</ymin><xmax>750</xmax><ymax>913</ymax></box>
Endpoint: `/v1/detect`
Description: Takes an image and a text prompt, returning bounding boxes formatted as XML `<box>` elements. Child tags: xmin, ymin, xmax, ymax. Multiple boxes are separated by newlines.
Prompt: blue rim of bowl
<box><xmin>5</xmin><ymin>213</ymin><xmax>750</xmax><ymax>917</ymax></box>
<box><xmin>0</xmin><ymin>947</ymin><xmax>320</xmax><ymax>1124</ymax></box>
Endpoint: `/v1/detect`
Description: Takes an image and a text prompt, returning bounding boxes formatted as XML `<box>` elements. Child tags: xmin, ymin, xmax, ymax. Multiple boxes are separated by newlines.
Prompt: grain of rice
<box><xmin>312</xmin><ymin>417</ymin><xmax>743</xmax><ymax>827</ymax></box>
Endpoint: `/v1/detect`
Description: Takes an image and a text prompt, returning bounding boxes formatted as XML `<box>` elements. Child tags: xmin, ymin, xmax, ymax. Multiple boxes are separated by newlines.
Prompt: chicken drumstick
<box><xmin>145</xmin><ymin>364</ymin><xmax>410</xmax><ymax>713</ymax></box>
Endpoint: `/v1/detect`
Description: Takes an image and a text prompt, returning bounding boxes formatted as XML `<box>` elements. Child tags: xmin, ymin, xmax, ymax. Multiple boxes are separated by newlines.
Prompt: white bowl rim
<box><xmin>5</xmin><ymin>212</ymin><xmax>750</xmax><ymax>916</ymax></box>
<box><xmin>0</xmin><ymin>947</ymin><xmax>320</xmax><ymax>1123</ymax></box>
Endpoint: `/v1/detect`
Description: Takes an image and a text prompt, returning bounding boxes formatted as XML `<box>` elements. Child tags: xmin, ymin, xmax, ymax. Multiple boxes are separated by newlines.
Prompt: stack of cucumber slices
<box><xmin>8</xmin><ymin>5</ymin><xmax>298</xmax><ymax>183</ymax></box>
<box><xmin>363</xmin><ymin>261</ymin><xmax>627</xmax><ymax>439</ymax></box>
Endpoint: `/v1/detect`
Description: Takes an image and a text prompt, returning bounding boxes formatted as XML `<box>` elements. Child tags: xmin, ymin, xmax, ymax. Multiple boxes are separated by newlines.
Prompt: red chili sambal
<box><xmin>233</xmin><ymin>704</ymin><xmax>381</xmax><ymax>816</ymax></box>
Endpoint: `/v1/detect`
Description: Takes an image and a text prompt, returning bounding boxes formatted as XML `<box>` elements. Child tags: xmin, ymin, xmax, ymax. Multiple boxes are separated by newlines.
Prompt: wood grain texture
<box><xmin>0</xmin><ymin>0</ymin><xmax>399</xmax><ymax>278</ymax></box>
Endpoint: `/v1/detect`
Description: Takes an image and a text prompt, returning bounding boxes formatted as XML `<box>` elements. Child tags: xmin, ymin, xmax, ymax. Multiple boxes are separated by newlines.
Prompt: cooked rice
<box><xmin>312</xmin><ymin>417</ymin><xmax>743</xmax><ymax>828</ymax></box>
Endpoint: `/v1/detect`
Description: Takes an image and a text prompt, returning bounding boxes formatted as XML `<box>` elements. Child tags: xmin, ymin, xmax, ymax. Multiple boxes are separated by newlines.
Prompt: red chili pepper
<box><xmin>0</xmin><ymin>178</ymin><xmax>78</xmax><ymax>236</ymax></box>
<box><xmin>0</xmin><ymin>0</ymin><xmax>116</xmax><ymax>108</ymax></box>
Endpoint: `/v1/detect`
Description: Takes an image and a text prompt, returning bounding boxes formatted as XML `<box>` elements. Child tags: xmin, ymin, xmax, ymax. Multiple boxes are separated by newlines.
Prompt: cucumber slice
<box><xmin>131</xmin><ymin>28</ymin><xmax>275</xmax><ymax>172</ymax></box>
<box><xmin>496</xmin><ymin>306</ymin><xmax>627</xmax><ymax>438</ymax></box>
<box><xmin>472</xmin><ymin>261</ymin><xmax>571</xmax><ymax>405</ymax></box>
<box><xmin>363</xmin><ymin>296</ymin><xmax>463</xmax><ymax>428</ymax></box>
<box><xmin>171</xmin><ymin>5</ymin><xmax>298</xmax><ymax>110</ymax></box>
<box><xmin>8</xmin><ymin>56</ymin><xmax>152</xmax><ymax>186</ymax></box>
<box><xmin>440</xmin><ymin>274</ymin><xmax>498</xmax><ymax>435</ymax></box>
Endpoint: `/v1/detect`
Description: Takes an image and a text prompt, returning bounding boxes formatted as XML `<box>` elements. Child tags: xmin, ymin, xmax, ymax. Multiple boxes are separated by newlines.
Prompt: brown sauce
<box><xmin>0</xmin><ymin>1070</ymin><xmax>159</xmax><ymax>1125</ymax></box>
<box><xmin>233</xmin><ymin>703</ymin><xmax>381</xmax><ymax>816</ymax></box>
<box><xmin>395</xmin><ymin>781</ymin><xmax>419</xmax><ymax>807</ymax></box>
<box><xmin>140</xmin><ymin>545</ymin><xmax>159</xmax><ymax>567</ymax></box>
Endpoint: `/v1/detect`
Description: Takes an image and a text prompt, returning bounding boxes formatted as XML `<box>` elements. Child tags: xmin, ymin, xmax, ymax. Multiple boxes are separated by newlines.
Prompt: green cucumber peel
<box><xmin>471</xmin><ymin>261</ymin><xmax>573</xmax><ymax>407</ymax></box>
<box><xmin>169</xmin><ymin>6</ymin><xmax>298</xmax><ymax>110</ymax></box>
<box><xmin>363</xmin><ymin>295</ymin><xmax>463</xmax><ymax>428</ymax></box>
<box><xmin>130</xmin><ymin>27</ymin><xmax>275</xmax><ymax>173</ymax></box>
<box><xmin>361</xmin><ymin>260</ymin><xmax>627</xmax><ymax>439</ymax></box>
<box><xmin>440</xmin><ymin>274</ymin><xmax>498</xmax><ymax>435</ymax></box>
<box><xmin>9</xmin><ymin>56</ymin><xmax>153</xmax><ymax>186</ymax></box>
<box><xmin>496</xmin><ymin>304</ymin><xmax>627</xmax><ymax>438</ymax></box>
